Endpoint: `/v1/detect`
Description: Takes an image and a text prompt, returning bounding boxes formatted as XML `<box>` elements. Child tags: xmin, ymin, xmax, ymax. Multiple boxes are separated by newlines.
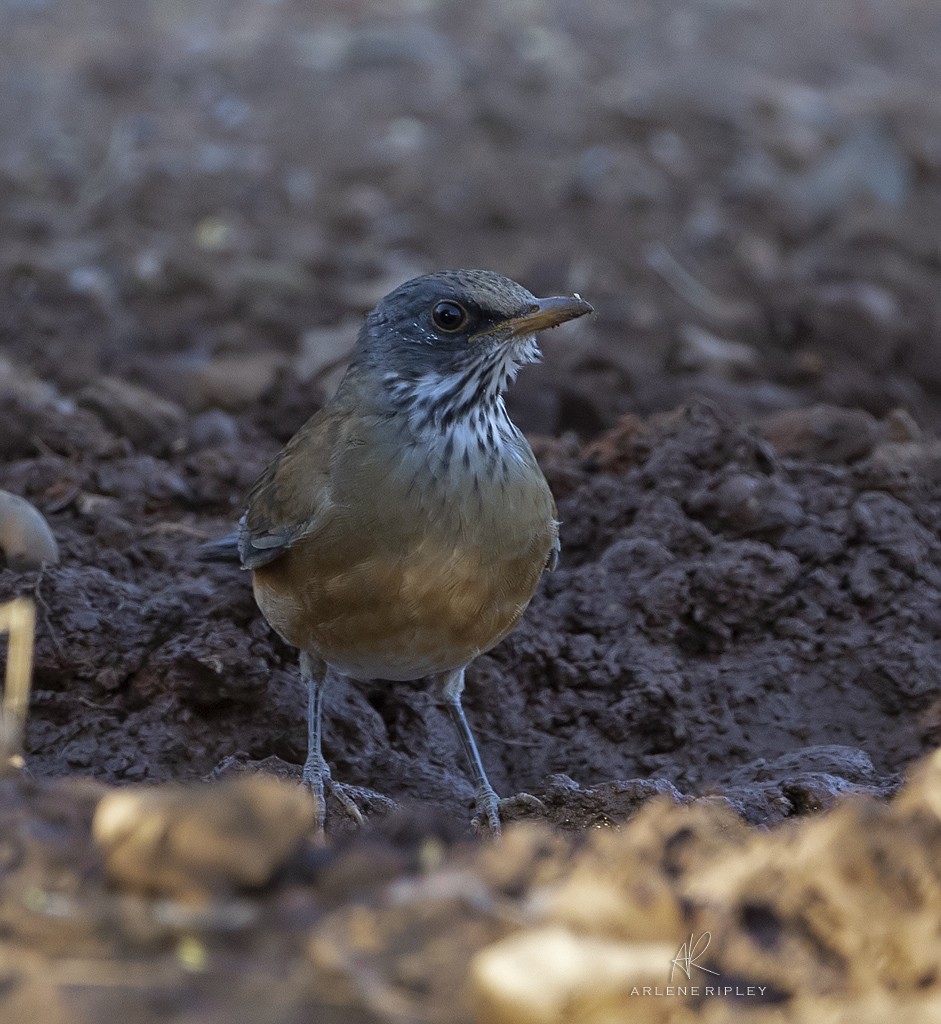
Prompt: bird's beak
<box><xmin>498</xmin><ymin>294</ymin><xmax>594</xmax><ymax>338</ymax></box>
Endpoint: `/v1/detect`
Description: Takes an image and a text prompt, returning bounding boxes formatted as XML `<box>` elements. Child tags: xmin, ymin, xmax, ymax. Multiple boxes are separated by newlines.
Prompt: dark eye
<box><xmin>432</xmin><ymin>300</ymin><xmax>468</xmax><ymax>332</ymax></box>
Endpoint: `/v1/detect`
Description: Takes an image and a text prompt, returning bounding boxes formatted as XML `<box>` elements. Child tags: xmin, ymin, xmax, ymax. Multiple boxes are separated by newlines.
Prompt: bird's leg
<box><xmin>441</xmin><ymin>667</ymin><xmax>502</xmax><ymax>835</ymax></box>
<box><xmin>438</xmin><ymin>667</ymin><xmax>544</xmax><ymax>837</ymax></box>
<box><xmin>299</xmin><ymin>653</ymin><xmax>364</xmax><ymax>834</ymax></box>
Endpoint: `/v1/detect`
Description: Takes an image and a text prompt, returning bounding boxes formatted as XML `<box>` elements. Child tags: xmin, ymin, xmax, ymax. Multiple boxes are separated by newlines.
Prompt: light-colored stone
<box><xmin>672</xmin><ymin>324</ymin><xmax>757</xmax><ymax>376</ymax></box>
<box><xmin>294</xmin><ymin>320</ymin><xmax>358</xmax><ymax>397</ymax></box>
<box><xmin>93</xmin><ymin>775</ymin><xmax>315</xmax><ymax>897</ymax></box>
<box><xmin>472</xmin><ymin>927</ymin><xmax>675</xmax><ymax>1024</ymax></box>
<box><xmin>76</xmin><ymin>376</ymin><xmax>187</xmax><ymax>454</ymax></box>
<box><xmin>0</xmin><ymin>491</ymin><xmax>59</xmax><ymax>571</ymax></box>
<box><xmin>759</xmin><ymin>405</ymin><xmax>882</xmax><ymax>463</ymax></box>
<box><xmin>183</xmin><ymin>353</ymin><xmax>286</xmax><ymax>412</ymax></box>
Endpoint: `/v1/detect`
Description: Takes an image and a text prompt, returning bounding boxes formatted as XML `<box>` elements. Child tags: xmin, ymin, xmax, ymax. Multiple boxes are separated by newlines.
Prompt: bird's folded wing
<box><xmin>237</xmin><ymin>408</ymin><xmax>343</xmax><ymax>570</ymax></box>
<box><xmin>546</xmin><ymin>498</ymin><xmax>561</xmax><ymax>572</ymax></box>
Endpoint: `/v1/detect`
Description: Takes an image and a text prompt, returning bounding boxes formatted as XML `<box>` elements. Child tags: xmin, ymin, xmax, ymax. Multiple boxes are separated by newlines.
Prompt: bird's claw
<box><xmin>472</xmin><ymin>786</ymin><xmax>547</xmax><ymax>838</ymax></box>
<box><xmin>302</xmin><ymin>758</ymin><xmax>399</xmax><ymax>836</ymax></box>
<box><xmin>303</xmin><ymin>757</ymin><xmax>365</xmax><ymax>834</ymax></box>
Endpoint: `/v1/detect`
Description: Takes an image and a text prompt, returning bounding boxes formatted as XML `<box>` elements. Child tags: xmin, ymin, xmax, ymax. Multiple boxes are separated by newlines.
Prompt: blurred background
<box><xmin>3</xmin><ymin>0</ymin><xmax>941</xmax><ymax>441</ymax></box>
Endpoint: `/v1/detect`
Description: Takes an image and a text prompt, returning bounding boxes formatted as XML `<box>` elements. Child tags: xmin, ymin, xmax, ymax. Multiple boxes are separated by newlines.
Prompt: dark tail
<box><xmin>196</xmin><ymin>532</ymin><xmax>241</xmax><ymax>564</ymax></box>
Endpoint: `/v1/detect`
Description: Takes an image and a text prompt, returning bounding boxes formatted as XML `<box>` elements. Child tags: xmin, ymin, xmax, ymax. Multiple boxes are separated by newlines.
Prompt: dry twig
<box><xmin>0</xmin><ymin>597</ymin><xmax>36</xmax><ymax>766</ymax></box>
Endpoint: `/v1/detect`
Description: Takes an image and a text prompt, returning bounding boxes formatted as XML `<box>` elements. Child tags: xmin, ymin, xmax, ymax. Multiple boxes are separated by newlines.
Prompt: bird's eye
<box><xmin>431</xmin><ymin>300</ymin><xmax>468</xmax><ymax>332</ymax></box>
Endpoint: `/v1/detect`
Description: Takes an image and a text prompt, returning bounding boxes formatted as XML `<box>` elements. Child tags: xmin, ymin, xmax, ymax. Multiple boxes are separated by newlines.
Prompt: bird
<box><xmin>200</xmin><ymin>269</ymin><xmax>592</xmax><ymax>835</ymax></box>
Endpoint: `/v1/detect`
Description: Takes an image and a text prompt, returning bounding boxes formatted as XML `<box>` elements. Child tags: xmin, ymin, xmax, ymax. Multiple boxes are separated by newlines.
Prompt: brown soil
<box><xmin>10</xmin><ymin>397</ymin><xmax>938</xmax><ymax>835</ymax></box>
<box><xmin>3</xmin><ymin>0</ymin><xmax>941</xmax><ymax>1020</ymax></box>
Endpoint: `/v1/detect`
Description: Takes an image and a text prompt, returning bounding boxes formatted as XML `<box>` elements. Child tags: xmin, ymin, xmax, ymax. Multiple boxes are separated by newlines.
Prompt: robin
<box><xmin>201</xmin><ymin>269</ymin><xmax>592</xmax><ymax>834</ymax></box>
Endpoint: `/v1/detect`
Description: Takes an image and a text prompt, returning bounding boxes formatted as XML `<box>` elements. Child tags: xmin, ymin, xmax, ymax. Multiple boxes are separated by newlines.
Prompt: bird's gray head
<box><xmin>351</xmin><ymin>269</ymin><xmax>592</xmax><ymax>432</ymax></box>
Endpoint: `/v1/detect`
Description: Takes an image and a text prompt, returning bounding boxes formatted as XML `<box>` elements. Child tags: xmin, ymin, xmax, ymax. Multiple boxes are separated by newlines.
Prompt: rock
<box><xmin>688</xmin><ymin>472</ymin><xmax>805</xmax><ymax>534</ymax></box>
<box><xmin>294</xmin><ymin>320</ymin><xmax>357</xmax><ymax>397</ymax></box>
<box><xmin>193</xmin><ymin>215</ymin><xmax>239</xmax><ymax>253</ymax></box>
<box><xmin>863</xmin><ymin>438</ymin><xmax>941</xmax><ymax>490</ymax></box>
<box><xmin>76</xmin><ymin>377</ymin><xmax>187</xmax><ymax>455</ymax></box>
<box><xmin>572</xmin><ymin>145</ymin><xmax>668</xmax><ymax>205</ymax></box>
<box><xmin>719</xmin><ymin>746</ymin><xmax>898</xmax><ymax>823</ymax></box>
<box><xmin>884</xmin><ymin>408</ymin><xmax>922</xmax><ymax>443</ymax></box>
<box><xmin>92</xmin><ymin>775</ymin><xmax>316</xmax><ymax>897</ymax></box>
<box><xmin>473</xmin><ymin>822</ymin><xmax>572</xmax><ymax>895</ymax></box>
<box><xmin>0</xmin><ymin>355</ymin><xmax>61</xmax><ymax>407</ymax></box>
<box><xmin>188</xmin><ymin>409</ymin><xmax>240</xmax><ymax>449</ymax></box>
<box><xmin>472</xmin><ymin>927</ymin><xmax>675</xmax><ymax>1024</ymax></box>
<box><xmin>788</xmin><ymin>117</ymin><xmax>913</xmax><ymax>221</ymax></box>
<box><xmin>535</xmin><ymin>775</ymin><xmax>685</xmax><ymax>830</ymax></box>
<box><xmin>670</xmin><ymin>324</ymin><xmax>757</xmax><ymax>376</ymax></box>
<box><xmin>545</xmin><ymin>856</ymin><xmax>684</xmax><ymax>943</ymax></box>
<box><xmin>895</xmin><ymin>750</ymin><xmax>941</xmax><ymax>822</ymax></box>
<box><xmin>815</xmin><ymin>281</ymin><xmax>901</xmax><ymax>328</ymax></box>
<box><xmin>343</xmin><ymin>25</ymin><xmax>453</xmax><ymax>71</ymax></box>
<box><xmin>183</xmin><ymin>353</ymin><xmax>286</xmax><ymax>412</ymax></box>
<box><xmin>759</xmin><ymin>405</ymin><xmax>883</xmax><ymax>463</ymax></box>
<box><xmin>685</xmin><ymin>796</ymin><xmax>941</xmax><ymax>999</ymax></box>
<box><xmin>0</xmin><ymin>490</ymin><xmax>59</xmax><ymax>570</ymax></box>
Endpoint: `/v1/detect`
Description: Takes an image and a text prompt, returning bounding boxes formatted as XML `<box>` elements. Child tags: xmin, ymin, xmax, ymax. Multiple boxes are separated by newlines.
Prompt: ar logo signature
<box><xmin>670</xmin><ymin>932</ymin><xmax>720</xmax><ymax>982</ymax></box>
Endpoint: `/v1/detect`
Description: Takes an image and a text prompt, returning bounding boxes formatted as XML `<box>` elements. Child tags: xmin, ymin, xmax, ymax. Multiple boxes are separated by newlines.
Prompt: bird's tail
<box><xmin>196</xmin><ymin>532</ymin><xmax>241</xmax><ymax>564</ymax></box>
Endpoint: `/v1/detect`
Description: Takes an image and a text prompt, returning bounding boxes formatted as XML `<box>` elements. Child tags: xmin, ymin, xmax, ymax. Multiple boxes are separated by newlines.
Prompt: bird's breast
<box><xmin>252</xmin><ymin>420</ymin><xmax>557</xmax><ymax>680</ymax></box>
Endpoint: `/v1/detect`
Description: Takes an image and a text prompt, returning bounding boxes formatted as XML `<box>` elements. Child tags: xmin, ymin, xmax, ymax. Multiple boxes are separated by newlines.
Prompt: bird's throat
<box><xmin>380</xmin><ymin>350</ymin><xmax>539</xmax><ymax>484</ymax></box>
<box><xmin>386</xmin><ymin>335</ymin><xmax>538</xmax><ymax>434</ymax></box>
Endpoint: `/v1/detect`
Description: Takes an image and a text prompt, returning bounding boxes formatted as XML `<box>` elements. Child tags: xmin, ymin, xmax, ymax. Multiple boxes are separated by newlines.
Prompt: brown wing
<box><xmin>545</xmin><ymin>496</ymin><xmax>561</xmax><ymax>572</ymax></box>
<box><xmin>238</xmin><ymin>405</ymin><xmax>348</xmax><ymax>570</ymax></box>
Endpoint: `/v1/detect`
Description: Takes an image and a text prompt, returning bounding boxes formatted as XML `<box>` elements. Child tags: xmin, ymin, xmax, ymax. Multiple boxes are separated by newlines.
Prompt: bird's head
<box><xmin>352</xmin><ymin>269</ymin><xmax>592</xmax><ymax>430</ymax></box>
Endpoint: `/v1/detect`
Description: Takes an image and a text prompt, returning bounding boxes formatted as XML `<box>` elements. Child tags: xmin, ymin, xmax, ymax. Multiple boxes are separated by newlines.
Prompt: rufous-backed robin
<box><xmin>202</xmin><ymin>270</ymin><xmax>592</xmax><ymax>834</ymax></box>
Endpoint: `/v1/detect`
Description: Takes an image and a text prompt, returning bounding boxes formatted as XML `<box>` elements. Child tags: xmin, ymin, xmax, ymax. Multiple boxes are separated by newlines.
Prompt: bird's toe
<box><xmin>328</xmin><ymin>781</ymin><xmax>398</xmax><ymax>826</ymax></box>
<box><xmin>472</xmin><ymin>787</ymin><xmax>546</xmax><ymax>838</ymax></box>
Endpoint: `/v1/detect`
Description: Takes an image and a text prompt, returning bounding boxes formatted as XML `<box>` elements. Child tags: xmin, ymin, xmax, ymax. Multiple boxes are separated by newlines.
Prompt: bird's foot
<box><xmin>302</xmin><ymin>755</ymin><xmax>366</xmax><ymax>835</ymax></box>
<box><xmin>302</xmin><ymin>758</ymin><xmax>398</xmax><ymax>836</ymax></box>
<box><xmin>472</xmin><ymin>785</ymin><xmax>547</xmax><ymax>838</ymax></box>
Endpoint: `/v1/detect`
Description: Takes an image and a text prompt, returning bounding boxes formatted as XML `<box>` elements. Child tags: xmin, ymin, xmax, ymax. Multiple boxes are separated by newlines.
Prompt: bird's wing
<box><xmin>238</xmin><ymin>406</ymin><xmax>347</xmax><ymax>570</ymax></box>
<box><xmin>545</xmin><ymin>497</ymin><xmax>561</xmax><ymax>573</ymax></box>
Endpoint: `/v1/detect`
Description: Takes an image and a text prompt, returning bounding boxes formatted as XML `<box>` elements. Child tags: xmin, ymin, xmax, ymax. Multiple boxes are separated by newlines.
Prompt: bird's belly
<box><xmin>252</xmin><ymin>515</ymin><xmax>553</xmax><ymax>681</ymax></box>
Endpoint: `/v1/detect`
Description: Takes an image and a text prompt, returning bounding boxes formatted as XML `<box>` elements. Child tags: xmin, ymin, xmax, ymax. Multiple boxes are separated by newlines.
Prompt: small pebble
<box><xmin>0</xmin><ymin>490</ymin><xmax>59</xmax><ymax>571</ymax></box>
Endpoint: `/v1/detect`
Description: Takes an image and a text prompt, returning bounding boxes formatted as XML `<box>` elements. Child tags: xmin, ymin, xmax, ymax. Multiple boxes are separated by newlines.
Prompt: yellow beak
<box><xmin>500</xmin><ymin>294</ymin><xmax>594</xmax><ymax>337</ymax></box>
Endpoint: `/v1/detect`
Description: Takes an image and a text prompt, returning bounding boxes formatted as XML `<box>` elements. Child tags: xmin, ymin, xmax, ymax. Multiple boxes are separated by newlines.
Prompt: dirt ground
<box><xmin>3</xmin><ymin>0</ymin><xmax>941</xmax><ymax>1020</ymax></box>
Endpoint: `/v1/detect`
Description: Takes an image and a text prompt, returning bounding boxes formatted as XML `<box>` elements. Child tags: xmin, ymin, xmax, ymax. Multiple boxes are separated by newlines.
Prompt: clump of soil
<box><xmin>6</xmin><ymin>753</ymin><xmax>941</xmax><ymax>1023</ymax></box>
